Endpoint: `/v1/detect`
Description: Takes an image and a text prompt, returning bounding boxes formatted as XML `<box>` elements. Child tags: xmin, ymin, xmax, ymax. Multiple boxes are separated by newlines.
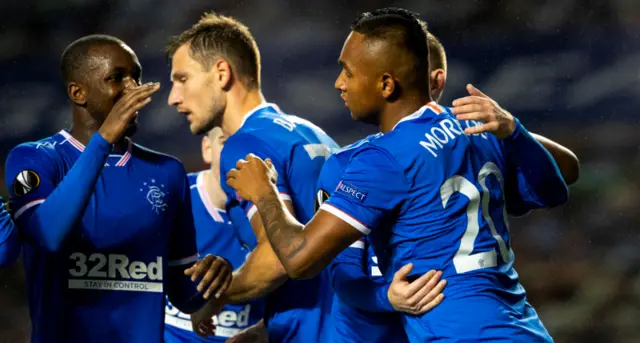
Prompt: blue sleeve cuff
<box><xmin>89</xmin><ymin>132</ymin><xmax>113</xmax><ymax>154</ymax></box>
<box><xmin>376</xmin><ymin>282</ymin><xmax>395</xmax><ymax>312</ymax></box>
<box><xmin>503</xmin><ymin>117</ymin><xmax>524</xmax><ymax>142</ymax></box>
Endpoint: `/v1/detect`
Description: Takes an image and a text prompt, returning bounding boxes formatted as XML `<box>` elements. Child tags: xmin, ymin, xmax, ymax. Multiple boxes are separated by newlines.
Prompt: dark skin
<box><xmin>338</xmin><ymin>32</ymin><xmax>431</xmax><ymax>133</ymax></box>
<box><xmin>66</xmin><ymin>43</ymin><xmax>151</xmax><ymax>146</ymax></box>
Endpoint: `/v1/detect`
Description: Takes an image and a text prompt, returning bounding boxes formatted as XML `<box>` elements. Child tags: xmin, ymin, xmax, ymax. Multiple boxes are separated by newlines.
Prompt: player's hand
<box><xmin>225</xmin><ymin>320</ymin><xmax>268</xmax><ymax>343</ymax></box>
<box><xmin>185</xmin><ymin>254</ymin><xmax>233</xmax><ymax>299</ymax></box>
<box><xmin>226</xmin><ymin>154</ymin><xmax>278</xmax><ymax>204</ymax></box>
<box><xmin>98</xmin><ymin>82</ymin><xmax>161</xmax><ymax>143</ymax></box>
<box><xmin>190</xmin><ymin>300</ymin><xmax>224</xmax><ymax>337</ymax></box>
<box><xmin>388</xmin><ymin>263</ymin><xmax>447</xmax><ymax>315</ymax></box>
<box><xmin>451</xmin><ymin>84</ymin><xmax>516</xmax><ymax>139</ymax></box>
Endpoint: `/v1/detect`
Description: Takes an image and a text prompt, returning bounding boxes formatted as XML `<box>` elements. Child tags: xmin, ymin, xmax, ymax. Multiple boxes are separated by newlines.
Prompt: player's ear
<box><xmin>212</xmin><ymin>59</ymin><xmax>233</xmax><ymax>91</ymax></box>
<box><xmin>202</xmin><ymin>136</ymin><xmax>213</xmax><ymax>165</ymax></box>
<box><xmin>68</xmin><ymin>82</ymin><xmax>87</xmax><ymax>106</ymax></box>
<box><xmin>380</xmin><ymin>73</ymin><xmax>397</xmax><ymax>100</ymax></box>
<box><xmin>430</xmin><ymin>68</ymin><xmax>446</xmax><ymax>103</ymax></box>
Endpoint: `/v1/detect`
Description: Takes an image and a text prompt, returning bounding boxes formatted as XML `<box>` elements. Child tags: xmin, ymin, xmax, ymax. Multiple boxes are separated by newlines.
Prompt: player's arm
<box><xmin>166</xmin><ymin>167</ymin><xmax>232</xmax><ymax>314</ymax></box>
<box><xmin>331</xmin><ymin>243</ymin><xmax>446</xmax><ymax>315</ymax></box>
<box><xmin>4</xmin><ymin>135</ymin><xmax>111</xmax><ymax>252</ymax></box>
<box><xmin>221</xmin><ymin>208</ymin><xmax>291</xmax><ymax>303</ymax></box>
<box><xmin>315</xmin><ymin>158</ymin><xmax>446</xmax><ymax>314</ymax></box>
<box><xmin>0</xmin><ymin>198</ymin><xmax>20</xmax><ymax>267</ymax></box>
<box><xmin>226</xmin><ymin>319</ymin><xmax>268</xmax><ymax>343</ymax></box>
<box><xmin>227</xmin><ymin>146</ymin><xmax>408</xmax><ymax>279</ymax></box>
<box><xmin>189</xmin><ymin>134</ymin><xmax>295</xmax><ymax>303</ymax></box>
<box><xmin>452</xmin><ymin>84</ymin><xmax>569</xmax><ymax>208</ymax></box>
<box><xmin>3</xmin><ymin>83</ymin><xmax>159</xmax><ymax>252</ymax></box>
<box><xmin>530</xmin><ymin>133</ymin><xmax>579</xmax><ymax>185</ymax></box>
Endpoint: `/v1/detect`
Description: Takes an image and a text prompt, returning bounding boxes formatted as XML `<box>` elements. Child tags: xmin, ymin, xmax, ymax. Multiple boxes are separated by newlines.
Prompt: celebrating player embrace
<box><xmin>227</xmin><ymin>8</ymin><xmax>571</xmax><ymax>343</ymax></box>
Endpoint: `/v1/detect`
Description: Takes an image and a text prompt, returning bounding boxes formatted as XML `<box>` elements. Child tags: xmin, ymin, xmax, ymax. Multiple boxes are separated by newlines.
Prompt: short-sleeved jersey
<box><xmin>219</xmin><ymin>103</ymin><xmax>339</xmax><ymax>343</ymax></box>
<box><xmin>321</xmin><ymin>103</ymin><xmax>553</xmax><ymax>342</ymax></box>
<box><xmin>4</xmin><ymin>130</ymin><xmax>198</xmax><ymax>343</ymax></box>
<box><xmin>316</xmin><ymin>134</ymin><xmax>409</xmax><ymax>343</ymax></box>
<box><xmin>165</xmin><ymin>171</ymin><xmax>265</xmax><ymax>342</ymax></box>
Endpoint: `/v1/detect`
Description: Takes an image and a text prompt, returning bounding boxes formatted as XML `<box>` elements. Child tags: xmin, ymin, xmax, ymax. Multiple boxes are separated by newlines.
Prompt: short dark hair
<box><xmin>166</xmin><ymin>12</ymin><xmax>261</xmax><ymax>89</ymax></box>
<box><xmin>60</xmin><ymin>34</ymin><xmax>125</xmax><ymax>86</ymax></box>
<box><xmin>351</xmin><ymin>8</ymin><xmax>429</xmax><ymax>89</ymax></box>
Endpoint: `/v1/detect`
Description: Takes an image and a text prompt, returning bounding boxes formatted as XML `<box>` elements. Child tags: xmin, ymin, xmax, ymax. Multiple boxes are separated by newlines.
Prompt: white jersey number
<box><xmin>440</xmin><ymin>162</ymin><xmax>513</xmax><ymax>274</ymax></box>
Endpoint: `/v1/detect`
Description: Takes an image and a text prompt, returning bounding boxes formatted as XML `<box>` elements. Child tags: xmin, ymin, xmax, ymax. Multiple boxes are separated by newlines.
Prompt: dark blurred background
<box><xmin>0</xmin><ymin>0</ymin><xmax>639</xmax><ymax>342</ymax></box>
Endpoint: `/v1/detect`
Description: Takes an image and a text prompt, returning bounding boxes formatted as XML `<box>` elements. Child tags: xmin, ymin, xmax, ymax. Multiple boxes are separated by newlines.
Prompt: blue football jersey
<box><xmin>0</xmin><ymin>198</ymin><xmax>20</xmax><ymax>266</ymax></box>
<box><xmin>4</xmin><ymin>130</ymin><xmax>198</xmax><ymax>343</ymax></box>
<box><xmin>165</xmin><ymin>171</ymin><xmax>265</xmax><ymax>342</ymax></box>
<box><xmin>316</xmin><ymin>134</ymin><xmax>409</xmax><ymax>343</ymax></box>
<box><xmin>219</xmin><ymin>103</ymin><xmax>339</xmax><ymax>343</ymax></box>
<box><xmin>322</xmin><ymin>103</ymin><xmax>554</xmax><ymax>342</ymax></box>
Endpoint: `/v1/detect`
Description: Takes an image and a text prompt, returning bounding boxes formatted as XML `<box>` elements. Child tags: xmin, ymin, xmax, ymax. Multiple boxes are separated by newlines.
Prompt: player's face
<box><xmin>202</xmin><ymin>129</ymin><xmax>227</xmax><ymax>178</ymax></box>
<box><xmin>168</xmin><ymin>44</ymin><xmax>226</xmax><ymax>135</ymax></box>
<box><xmin>334</xmin><ymin>32</ymin><xmax>382</xmax><ymax>125</ymax></box>
<box><xmin>84</xmin><ymin>43</ymin><xmax>142</xmax><ymax>136</ymax></box>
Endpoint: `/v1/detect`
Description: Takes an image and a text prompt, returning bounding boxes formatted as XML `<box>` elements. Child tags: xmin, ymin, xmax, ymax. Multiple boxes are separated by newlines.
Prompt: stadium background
<box><xmin>0</xmin><ymin>0</ymin><xmax>638</xmax><ymax>342</ymax></box>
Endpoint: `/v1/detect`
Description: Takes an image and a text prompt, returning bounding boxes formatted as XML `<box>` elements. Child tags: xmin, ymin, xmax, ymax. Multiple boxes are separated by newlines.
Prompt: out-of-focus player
<box><xmin>0</xmin><ymin>197</ymin><xmax>19</xmax><ymax>266</ymax></box>
<box><xmin>3</xmin><ymin>34</ymin><xmax>232</xmax><ymax>343</ymax></box>
<box><xmin>164</xmin><ymin>127</ymin><xmax>266</xmax><ymax>343</ymax></box>
<box><xmin>227</xmin><ymin>8</ymin><xmax>571</xmax><ymax>342</ymax></box>
<box><xmin>166</xmin><ymin>13</ymin><xmax>338</xmax><ymax>342</ymax></box>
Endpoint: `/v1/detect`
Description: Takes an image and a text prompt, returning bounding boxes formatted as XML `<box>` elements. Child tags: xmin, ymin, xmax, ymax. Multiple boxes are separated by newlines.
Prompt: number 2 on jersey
<box><xmin>440</xmin><ymin>162</ymin><xmax>513</xmax><ymax>274</ymax></box>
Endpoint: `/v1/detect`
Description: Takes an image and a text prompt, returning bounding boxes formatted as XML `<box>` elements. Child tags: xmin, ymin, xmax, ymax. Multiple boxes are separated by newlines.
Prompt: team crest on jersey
<box><xmin>335</xmin><ymin>181</ymin><xmax>367</xmax><ymax>202</ymax></box>
<box><xmin>140</xmin><ymin>179</ymin><xmax>168</xmax><ymax>214</ymax></box>
<box><xmin>314</xmin><ymin>189</ymin><xmax>330</xmax><ymax>213</ymax></box>
<box><xmin>13</xmin><ymin>170</ymin><xmax>40</xmax><ymax>196</ymax></box>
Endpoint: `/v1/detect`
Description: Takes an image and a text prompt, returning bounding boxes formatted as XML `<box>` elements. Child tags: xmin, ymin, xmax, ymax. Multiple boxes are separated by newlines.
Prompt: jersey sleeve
<box><xmin>314</xmin><ymin>154</ymin><xmax>342</xmax><ymax>213</ymax></box>
<box><xmin>4</xmin><ymin>133</ymin><xmax>111</xmax><ymax>251</ymax></box>
<box><xmin>220</xmin><ymin>133</ymin><xmax>292</xmax><ymax>221</ymax></box>
<box><xmin>321</xmin><ymin>145</ymin><xmax>409</xmax><ymax>235</ymax></box>
<box><xmin>0</xmin><ymin>199</ymin><xmax>20</xmax><ymax>266</ymax></box>
<box><xmin>314</xmin><ymin>157</ymin><xmax>394</xmax><ymax>312</ymax></box>
<box><xmin>165</xmin><ymin>164</ymin><xmax>206</xmax><ymax>314</ymax></box>
<box><xmin>4</xmin><ymin>144</ymin><xmax>59</xmax><ymax>223</ymax></box>
<box><xmin>501</xmin><ymin>119</ymin><xmax>569</xmax><ymax>215</ymax></box>
<box><xmin>167</xmin><ymin>164</ymin><xmax>198</xmax><ymax>266</ymax></box>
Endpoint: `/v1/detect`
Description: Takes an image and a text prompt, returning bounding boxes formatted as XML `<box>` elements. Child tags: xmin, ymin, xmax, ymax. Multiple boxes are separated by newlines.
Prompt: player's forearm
<box><xmin>28</xmin><ymin>133</ymin><xmax>110</xmax><ymax>251</ymax></box>
<box><xmin>0</xmin><ymin>203</ymin><xmax>20</xmax><ymax>267</ymax></box>
<box><xmin>253</xmin><ymin>191</ymin><xmax>313</xmax><ymax>279</ymax></box>
<box><xmin>531</xmin><ymin>133</ymin><xmax>580</xmax><ymax>185</ymax></box>
<box><xmin>223</xmin><ymin>241</ymin><xmax>288</xmax><ymax>303</ymax></box>
<box><xmin>166</xmin><ymin>264</ymin><xmax>207</xmax><ymax>313</ymax></box>
<box><xmin>503</xmin><ymin>119</ymin><xmax>568</xmax><ymax>207</ymax></box>
<box><xmin>331</xmin><ymin>262</ymin><xmax>394</xmax><ymax>312</ymax></box>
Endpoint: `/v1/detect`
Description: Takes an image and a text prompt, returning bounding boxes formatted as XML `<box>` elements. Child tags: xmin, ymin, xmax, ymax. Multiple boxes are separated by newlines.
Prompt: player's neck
<box><xmin>70</xmin><ymin>110</ymin><xmax>126</xmax><ymax>150</ymax></box>
<box><xmin>379</xmin><ymin>94</ymin><xmax>432</xmax><ymax>133</ymax></box>
<box><xmin>203</xmin><ymin>169</ymin><xmax>227</xmax><ymax>209</ymax></box>
<box><xmin>221</xmin><ymin>88</ymin><xmax>266</xmax><ymax>136</ymax></box>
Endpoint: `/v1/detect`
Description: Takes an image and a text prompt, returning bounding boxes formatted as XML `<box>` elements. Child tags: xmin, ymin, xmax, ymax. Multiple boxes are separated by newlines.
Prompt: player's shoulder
<box><xmin>6</xmin><ymin>133</ymin><xmax>63</xmax><ymax>165</ymax></box>
<box><xmin>332</xmin><ymin>133</ymin><xmax>382</xmax><ymax>166</ymax></box>
<box><xmin>241</xmin><ymin>102</ymin><xmax>329</xmax><ymax>140</ymax></box>
<box><xmin>372</xmin><ymin>103</ymin><xmax>457</xmax><ymax>151</ymax></box>
<box><xmin>187</xmin><ymin>171</ymin><xmax>202</xmax><ymax>188</ymax></box>
<box><xmin>132</xmin><ymin>143</ymin><xmax>186</xmax><ymax>173</ymax></box>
